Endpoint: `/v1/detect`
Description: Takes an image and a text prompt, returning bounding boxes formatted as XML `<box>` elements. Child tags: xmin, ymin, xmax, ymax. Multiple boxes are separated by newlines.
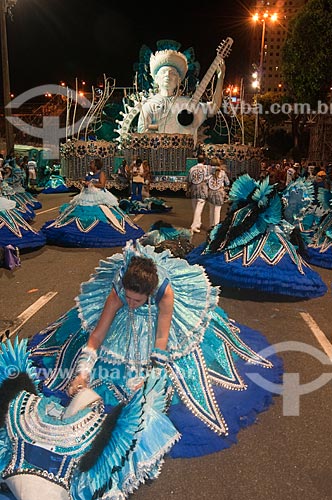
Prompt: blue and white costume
<box><xmin>42</xmin><ymin>174</ymin><xmax>69</xmax><ymax>194</ymax></box>
<box><xmin>0</xmin><ymin>196</ymin><xmax>46</xmax><ymax>251</ymax></box>
<box><xmin>0</xmin><ymin>338</ymin><xmax>179</xmax><ymax>500</ymax></box>
<box><xmin>0</xmin><ymin>242</ymin><xmax>282</xmax><ymax>498</ymax></box>
<box><xmin>0</xmin><ymin>180</ymin><xmax>35</xmax><ymax>222</ymax></box>
<box><xmin>41</xmin><ymin>172</ymin><xmax>144</xmax><ymax>247</ymax></box>
<box><xmin>304</xmin><ymin>186</ymin><xmax>332</xmax><ymax>269</ymax></box>
<box><xmin>13</xmin><ymin>240</ymin><xmax>283</xmax><ymax>500</ymax></box>
<box><xmin>186</xmin><ymin>174</ymin><xmax>327</xmax><ymax>299</ymax></box>
<box><xmin>4</xmin><ymin>164</ymin><xmax>42</xmax><ymax>211</ymax></box>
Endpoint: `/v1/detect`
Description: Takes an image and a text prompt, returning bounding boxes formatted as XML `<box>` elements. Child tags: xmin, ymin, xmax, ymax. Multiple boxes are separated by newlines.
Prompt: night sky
<box><xmin>5</xmin><ymin>0</ymin><xmax>255</xmax><ymax>95</ymax></box>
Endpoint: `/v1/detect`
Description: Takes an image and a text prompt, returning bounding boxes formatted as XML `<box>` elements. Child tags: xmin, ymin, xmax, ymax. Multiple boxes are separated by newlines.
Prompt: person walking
<box><xmin>207</xmin><ymin>157</ymin><xmax>230</xmax><ymax>228</ymax></box>
<box><xmin>27</xmin><ymin>156</ymin><xmax>38</xmax><ymax>188</ymax></box>
<box><xmin>187</xmin><ymin>154</ymin><xmax>208</xmax><ymax>233</ymax></box>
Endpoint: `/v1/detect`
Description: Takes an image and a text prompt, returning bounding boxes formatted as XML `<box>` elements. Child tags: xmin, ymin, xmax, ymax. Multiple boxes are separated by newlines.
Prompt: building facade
<box><xmin>250</xmin><ymin>0</ymin><xmax>307</xmax><ymax>94</ymax></box>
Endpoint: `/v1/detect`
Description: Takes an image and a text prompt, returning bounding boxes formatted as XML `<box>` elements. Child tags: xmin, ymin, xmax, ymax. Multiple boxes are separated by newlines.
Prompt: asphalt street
<box><xmin>1</xmin><ymin>190</ymin><xmax>332</xmax><ymax>500</ymax></box>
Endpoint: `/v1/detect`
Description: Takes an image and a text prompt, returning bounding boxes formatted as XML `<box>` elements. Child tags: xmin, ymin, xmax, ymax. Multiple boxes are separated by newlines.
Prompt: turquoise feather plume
<box><xmin>228</xmin><ymin>174</ymin><xmax>258</xmax><ymax>207</ymax></box>
<box><xmin>0</xmin><ymin>337</ymin><xmax>39</xmax><ymax>389</ymax></box>
<box><xmin>252</xmin><ymin>177</ymin><xmax>275</xmax><ymax>207</ymax></box>
<box><xmin>317</xmin><ymin>187</ymin><xmax>332</xmax><ymax>211</ymax></box>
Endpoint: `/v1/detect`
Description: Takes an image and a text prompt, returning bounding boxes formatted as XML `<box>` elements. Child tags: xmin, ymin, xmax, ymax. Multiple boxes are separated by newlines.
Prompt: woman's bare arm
<box><xmin>87</xmin><ymin>288</ymin><xmax>123</xmax><ymax>350</ymax></box>
<box><xmin>154</xmin><ymin>284</ymin><xmax>174</xmax><ymax>350</ymax></box>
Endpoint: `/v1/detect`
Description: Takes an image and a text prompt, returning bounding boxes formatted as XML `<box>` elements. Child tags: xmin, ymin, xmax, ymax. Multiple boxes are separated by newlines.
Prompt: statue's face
<box><xmin>155</xmin><ymin>65</ymin><xmax>180</xmax><ymax>91</ymax></box>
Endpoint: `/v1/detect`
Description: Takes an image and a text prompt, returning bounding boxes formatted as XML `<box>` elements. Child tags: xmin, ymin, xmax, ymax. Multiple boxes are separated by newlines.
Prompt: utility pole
<box><xmin>0</xmin><ymin>0</ymin><xmax>16</xmax><ymax>156</ymax></box>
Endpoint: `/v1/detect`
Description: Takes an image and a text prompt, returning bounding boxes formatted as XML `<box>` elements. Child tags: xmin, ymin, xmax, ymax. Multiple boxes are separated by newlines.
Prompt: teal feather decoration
<box><xmin>317</xmin><ymin>187</ymin><xmax>332</xmax><ymax>211</ymax></box>
<box><xmin>0</xmin><ymin>337</ymin><xmax>39</xmax><ymax>389</ymax></box>
<box><xmin>261</xmin><ymin>194</ymin><xmax>282</xmax><ymax>225</ymax></box>
<box><xmin>252</xmin><ymin>177</ymin><xmax>274</xmax><ymax>208</ymax></box>
<box><xmin>72</xmin><ymin>370</ymin><xmax>178</xmax><ymax>500</ymax></box>
<box><xmin>229</xmin><ymin>174</ymin><xmax>258</xmax><ymax>206</ymax></box>
<box><xmin>156</xmin><ymin>39</ymin><xmax>182</xmax><ymax>51</ymax></box>
<box><xmin>226</xmin><ymin>223</ymin><xmax>262</xmax><ymax>249</ymax></box>
<box><xmin>283</xmin><ymin>179</ymin><xmax>316</xmax><ymax>223</ymax></box>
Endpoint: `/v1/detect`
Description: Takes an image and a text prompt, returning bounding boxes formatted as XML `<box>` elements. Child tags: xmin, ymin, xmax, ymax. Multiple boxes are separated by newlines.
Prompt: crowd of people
<box><xmin>259</xmin><ymin>158</ymin><xmax>332</xmax><ymax>191</ymax></box>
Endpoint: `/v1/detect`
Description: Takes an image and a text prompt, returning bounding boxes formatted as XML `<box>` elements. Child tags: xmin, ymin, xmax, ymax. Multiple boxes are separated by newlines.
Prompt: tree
<box><xmin>281</xmin><ymin>0</ymin><xmax>332</xmax><ymax>158</ymax></box>
<box><xmin>282</xmin><ymin>0</ymin><xmax>332</xmax><ymax>107</ymax></box>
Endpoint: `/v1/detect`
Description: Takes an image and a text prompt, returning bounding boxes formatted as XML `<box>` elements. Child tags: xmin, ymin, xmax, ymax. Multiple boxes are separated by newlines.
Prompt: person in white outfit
<box><xmin>207</xmin><ymin>157</ymin><xmax>230</xmax><ymax>227</ymax></box>
<box><xmin>27</xmin><ymin>157</ymin><xmax>38</xmax><ymax>187</ymax></box>
<box><xmin>187</xmin><ymin>154</ymin><xmax>208</xmax><ymax>233</ymax></box>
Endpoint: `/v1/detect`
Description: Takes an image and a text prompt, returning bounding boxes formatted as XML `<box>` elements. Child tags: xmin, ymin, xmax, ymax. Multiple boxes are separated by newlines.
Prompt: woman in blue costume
<box><xmin>186</xmin><ymin>174</ymin><xmax>327</xmax><ymax>299</ymax></box>
<box><xmin>41</xmin><ymin>158</ymin><xmax>144</xmax><ymax>248</ymax></box>
<box><xmin>280</xmin><ymin>177</ymin><xmax>331</xmax><ymax>269</ymax></box>
<box><xmin>16</xmin><ymin>240</ymin><xmax>283</xmax><ymax>500</ymax></box>
<box><xmin>0</xmin><ymin>196</ymin><xmax>46</xmax><ymax>251</ymax></box>
<box><xmin>304</xmin><ymin>185</ymin><xmax>332</xmax><ymax>269</ymax></box>
<box><xmin>0</xmin><ymin>179</ymin><xmax>35</xmax><ymax>222</ymax></box>
<box><xmin>3</xmin><ymin>162</ymin><xmax>42</xmax><ymax>212</ymax></box>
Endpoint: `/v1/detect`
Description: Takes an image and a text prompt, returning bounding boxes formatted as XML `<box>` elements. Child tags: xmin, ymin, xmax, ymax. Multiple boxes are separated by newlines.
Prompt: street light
<box><xmin>0</xmin><ymin>0</ymin><xmax>17</xmax><ymax>156</ymax></box>
<box><xmin>252</xmin><ymin>10</ymin><xmax>278</xmax><ymax>147</ymax></box>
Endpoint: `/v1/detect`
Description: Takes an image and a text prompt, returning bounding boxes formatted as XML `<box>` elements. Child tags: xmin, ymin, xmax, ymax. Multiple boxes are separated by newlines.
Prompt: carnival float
<box><xmin>58</xmin><ymin>38</ymin><xmax>263</xmax><ymax>192</ymax></box>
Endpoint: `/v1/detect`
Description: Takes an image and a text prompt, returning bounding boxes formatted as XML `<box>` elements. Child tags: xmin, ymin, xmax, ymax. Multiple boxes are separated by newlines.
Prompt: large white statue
<box><xmin>137</xmin><ymin>38</ymin><xmax>233</xmax><ymax>145</ymax></box>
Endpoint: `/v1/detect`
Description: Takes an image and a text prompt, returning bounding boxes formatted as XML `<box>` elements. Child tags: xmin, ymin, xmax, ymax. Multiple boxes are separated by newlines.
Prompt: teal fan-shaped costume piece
<box><xmin>0</xmin><ymin>339</ymin><xmax>179</xmax><ymax>500</ymax></box>
<box><xmin>186</xmin><ymin>174</ymin><xmax>327</xmax><ymax>298</ymax></box>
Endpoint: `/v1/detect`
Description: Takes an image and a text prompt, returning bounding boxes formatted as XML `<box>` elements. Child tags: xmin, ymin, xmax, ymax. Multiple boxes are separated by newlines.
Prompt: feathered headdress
<box><xmin>150</xmin><ymin>50</ymin><xmax>188</xmax><ymax>80</ymax></box>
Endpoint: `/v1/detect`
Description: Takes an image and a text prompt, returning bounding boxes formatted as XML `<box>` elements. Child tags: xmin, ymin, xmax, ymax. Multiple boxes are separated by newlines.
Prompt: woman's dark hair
<box><xmin>94</xmin><ymin>158</ymin><xmax>103</xmax><ymax>170</ymax></box>
<box><xmin>122</xmin><ymin>256</ymin><xmax>158</xmax><ymax>296</ymax></box>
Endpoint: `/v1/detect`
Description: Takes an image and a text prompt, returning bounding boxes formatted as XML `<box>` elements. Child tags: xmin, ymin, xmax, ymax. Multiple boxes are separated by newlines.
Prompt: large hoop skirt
<box><xmin>187</xmin><ymin>236</ymin><xmax>327</xmax><ymax>299</ymax></box>
<box><xmin>305</xmin><ymin>211</ymin><xmax>332</xmax><ymax>269</ymax></box>
<box><xmin>186</xmin><ymin>175</ymin><xmax>327</xmax><ymax>299</ymax></box>
<box><xmin>0</xmin><ymin>197</ymin><xmax>46</xmax><ymax>250</ymax></box>
<box><xmin>41</xmin><ymin>186</ymin><xmax>144</xmax><ymax>248</ymax></box>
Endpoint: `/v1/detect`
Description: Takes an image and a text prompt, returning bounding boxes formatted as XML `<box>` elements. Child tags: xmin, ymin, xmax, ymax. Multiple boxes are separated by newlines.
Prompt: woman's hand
<box><xmin>68</xmin><ymin>374</ymin><xmax>88</xmax><ymax>396</ymax></box>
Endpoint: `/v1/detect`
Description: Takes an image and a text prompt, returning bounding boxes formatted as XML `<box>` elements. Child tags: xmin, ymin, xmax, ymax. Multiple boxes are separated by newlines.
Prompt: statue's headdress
<box><xmin>150</xmin><ymin>50</ymin><xmax>188</xmax><ymax>81</ymax></box>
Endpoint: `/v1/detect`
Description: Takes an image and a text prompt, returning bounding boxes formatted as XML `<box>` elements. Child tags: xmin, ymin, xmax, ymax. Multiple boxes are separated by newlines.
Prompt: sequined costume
<box><xmin>41</xmin><ymin>174</ymin><xmax>69</xmax><ymax>194</ymax></box>
<box><xmin>186</xmin><ymin>174</ymin><xmax>327</xmax><ymax>299</ymax></box>
<box><xmin>0</xmin><ymin>338</ymin><xmax>179</xmax><ymax>500</ymax></box>
<box><xmin>27</xmin><ymin>239</ymin><xmax>282</xmax><ymax>480</ymax></box>
<box><xmin>41</xmin><ymin>184</ymin><xmax>144</xmax><ymax>248</ymax></box>
<box><xmin>0</xmin><ymin>196</ymin><xmax>46</xmax><ymax>251</ymax></box>
<box><xmin>1</xmin><ymin>180</ymin><xmax>36</xmax><ymax>222</ymax></box>
<box><xmin>303</xmin><ymin>186</ymin><xmax>332</xmax><ymax>269</ymax></box>
<box><xmin>4</xmin><ymin>164</ymin><xmax>42</xmax><ymax>211</ymax></box>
